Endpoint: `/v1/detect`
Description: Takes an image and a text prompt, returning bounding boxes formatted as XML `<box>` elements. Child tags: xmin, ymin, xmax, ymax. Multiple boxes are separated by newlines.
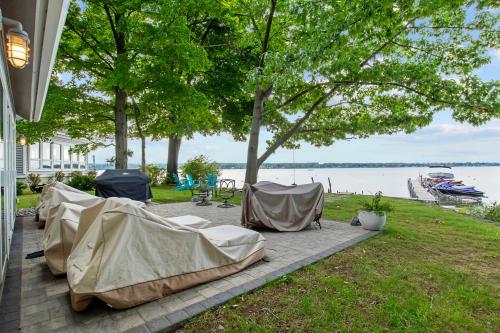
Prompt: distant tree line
<box><xmin>217</xmin><ymin>162</ymin><xmax>500</xmax><ymax>169</ymax></box>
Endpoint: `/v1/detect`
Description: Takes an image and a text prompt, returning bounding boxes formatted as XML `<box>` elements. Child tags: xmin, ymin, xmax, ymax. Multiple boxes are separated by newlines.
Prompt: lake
<box><xmin>220</xmin><ymin>167</ymin><xmax>500</xmax><ymax>203</ymax></box>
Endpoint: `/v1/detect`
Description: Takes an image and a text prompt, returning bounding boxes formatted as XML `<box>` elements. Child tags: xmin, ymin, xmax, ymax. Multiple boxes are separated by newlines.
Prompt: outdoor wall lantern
<box><xmin>2</xmin><ymin>17</ymin><xmax>30</xmax><ymax>69</ymax></box>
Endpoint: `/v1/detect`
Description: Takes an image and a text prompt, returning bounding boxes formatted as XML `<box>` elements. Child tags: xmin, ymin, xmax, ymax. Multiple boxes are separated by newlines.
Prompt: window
<box><xmin>79</xmin><ymin>154</ymin><xmax>86</xmax><ymax>169</ymax></box>
<box><xmin>52</xmin><ymin>144</ymin><xmax>61</xmax><ymax>169</ymax></box>
<box><xmin>63</xmin><ymin>146</ymin><xmax>71</xmax><ymax>169</ymax></box>
<box><xmin>72</xmin><ymin>153</ymin><xmax>79</xmax><ymax>169</ymax></box>
<box><xmin>41</xmin><ymin>142</ymin><xmax>51</xmax><ymax>169</ymax></box>
<box><xmin>29</xmin><ymin>144</ymin><xmax>40</xmax><ymax>169</ymax></box>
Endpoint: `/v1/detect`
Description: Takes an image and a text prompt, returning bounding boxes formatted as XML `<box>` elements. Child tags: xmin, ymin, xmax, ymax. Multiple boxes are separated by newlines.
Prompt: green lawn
<box><xmin>182</xmin><ymin>195</ymin><xmax>500</xmax><ymax>333</ymax></box>
<box><xmin>15</xmin><ymin>188</ymin><xmax>499</xmax><ymax>332</ymax></box>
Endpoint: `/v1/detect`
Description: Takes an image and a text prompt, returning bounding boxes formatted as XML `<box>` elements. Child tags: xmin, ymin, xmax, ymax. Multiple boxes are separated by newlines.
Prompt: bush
<box><xmin>53</xmin><ymin>171</ymin><xmax>65</xmax><ymax>182</ymax></box>
<box><xmin>66</xmin><ymin>171</ymin><xmax>95</xmax><ymax>191</ymax></box>
<box><xmin>16</xmin><ymin>181</ymin><xmax>26</xmax><ymax>196</ymax></box>
<box><xmin>465</xmin><ymin>202</ymin><xmax>500</xmax><ymax>223</ymax></box>
<box><xmin>484</xmin><ymin>203</ymin><xmax>500</xmax><ymax>223</ymax></box>
<box><xmin>180</xmin><ymin>155</ymin><xmax>220</xmax><ymax>181</ymax></box>
<box><xmin>145</xmin><ymin>164</ymin><xmax>166</xmax><ymax>186</ymax></box>
<box><xmin>26</xmin><ymin>173</ymin><xmax>42</xmax><ymax>193</ymax></box>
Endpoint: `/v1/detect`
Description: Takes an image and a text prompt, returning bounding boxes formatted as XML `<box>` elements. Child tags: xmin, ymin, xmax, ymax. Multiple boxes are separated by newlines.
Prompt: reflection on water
<box><xmin>220</xmin><ymin>167</ymin><xmax>500</xmax><ymax>203</ymax></box>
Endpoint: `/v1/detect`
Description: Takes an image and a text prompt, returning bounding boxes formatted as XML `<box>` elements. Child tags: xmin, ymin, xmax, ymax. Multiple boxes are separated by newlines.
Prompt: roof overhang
<box><xmin>0</xmin><ymin>0</ymin><xmax>69</xmax><ymax>121</ymax></box>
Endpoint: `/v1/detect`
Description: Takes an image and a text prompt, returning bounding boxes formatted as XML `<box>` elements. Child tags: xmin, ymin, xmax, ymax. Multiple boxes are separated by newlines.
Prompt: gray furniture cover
<box><xmin>241</xmin><ymin>181</ymin><xmax>324</xmax><ymax>231</ymax></box>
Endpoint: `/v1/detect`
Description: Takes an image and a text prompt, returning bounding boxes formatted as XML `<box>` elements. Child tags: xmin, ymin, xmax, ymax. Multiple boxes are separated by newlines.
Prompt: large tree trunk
<box><xmin>244</xmin><ymin>91</ymin><xmax>265</xmax><ymax>184</ymax></box>
<box><xmin>114</xmin><ymin>87</ymin><xmax>128</xmax><ymax>169</ymax></box>
<box><xmin>167</xmin><ymin>135</ymin><xmax>182</xmax><ymax>177</ymax></box>
<box><xmin>140</xmin><ymin>136</ymin><xmax>146</xmax><ymax>172</ymax></box>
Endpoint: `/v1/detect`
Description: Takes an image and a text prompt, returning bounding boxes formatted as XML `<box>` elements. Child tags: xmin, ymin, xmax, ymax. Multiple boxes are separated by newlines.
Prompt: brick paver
<box><xmin>0</xmin><ymin>202</ymin><xmax>377</xmax><ymax>332</ymax></box>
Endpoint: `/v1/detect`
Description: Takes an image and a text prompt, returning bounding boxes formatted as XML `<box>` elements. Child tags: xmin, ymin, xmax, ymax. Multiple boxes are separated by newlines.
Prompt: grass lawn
<box><xmin>182</xmin><ymin>195</ymin><xmax>499</xmax><ymax>333</ymax></box>
<box><xmin>15</xmin><ymin>187</ymin><xmax>499</xmax><ymax>331</ymax></box>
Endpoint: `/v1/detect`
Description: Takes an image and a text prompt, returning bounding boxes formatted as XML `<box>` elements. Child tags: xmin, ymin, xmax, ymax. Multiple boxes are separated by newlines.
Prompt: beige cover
<box><xmin>165</xmin><ymin>215</ymin><xmax>211</xmax><ymax>228</ymax></box>
<box><xmin>241</xmin><ymin>181</ymin><xmax>324</xmax><ymax>231</ymax></box>
<box><xmin>67</xmin><ymin>199</ymin><xmax>265</xmax><ymax>311</ymax></box>
<box><xmin>36</xmin><ymin>181</ymin><xmax>89</xmax><ymax>211</ymax></box>
<box><xmin>43</xmin><ymin>198</ymin><xmax>146</xmax><ymax>276</ymax></box>
<box><xmin>43</xmin><ymin>203</ymin><xmax>84</xmax><ymax>275</ymax></box>
<box><xmin>37</xmin><ymin>187</ymin><xmax>104</xmax><ymax>227</ymax></box>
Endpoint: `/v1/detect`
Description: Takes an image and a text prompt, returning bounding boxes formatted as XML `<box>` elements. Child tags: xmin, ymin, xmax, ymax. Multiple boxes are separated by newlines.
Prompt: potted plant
<box><xmin>358</xmin><ymin>192</ymin><xmax>392</xmax><ymax>231</ymax></box>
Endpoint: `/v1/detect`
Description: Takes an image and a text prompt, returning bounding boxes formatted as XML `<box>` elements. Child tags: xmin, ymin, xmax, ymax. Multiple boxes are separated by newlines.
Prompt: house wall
<box><xmin>0</xmin><ymin>26</ymin><xmax>17</xmax><ymax>295</ymax></box>
<box><xmin>16</xmin><ymin>137</ymin><xmax>89</xmax><ymax>181</ymax></box>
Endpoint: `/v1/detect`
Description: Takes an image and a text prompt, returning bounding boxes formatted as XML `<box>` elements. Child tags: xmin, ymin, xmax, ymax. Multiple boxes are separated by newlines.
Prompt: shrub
<box><xmin>53</xmin><ymin>171</ymin><xmax>65</xmax><ymax>182</ymax></box>
<box><xmin>180</xmin><ymin>155</ymin><xmax>220</xmax><ymax>181</ymax></box>
<box><xmin>16</xmin><ymin>181</ymin><xmax>26</xmax><ymax>196</ymax></box>
<box><xmin>66</xmin><ymin>171</ymin><xmax>95</xmax><ymax>191</ymax></box>
<box><xmin>464</xmin><ymin>202</ymin><xmax>500</xmax><ymax>223</ymax></box>
<box><xmin>484</xmin><ymin>203</ymin><xmax>500</xmax><ymax>223</ymax></box>
<box><xmin>145</xmin><ymin>164</ymin><xmax>166</xmax><ymax>186</ymax></box>
<box><xmin>361</xmin><ymin>191</ymin><xmax>393</xmax><ymax>216</ymax></box>
<box><xmin>26</xmin><ymin>173</ymin><xmax>42</xmax><ymax>193</ymax></box>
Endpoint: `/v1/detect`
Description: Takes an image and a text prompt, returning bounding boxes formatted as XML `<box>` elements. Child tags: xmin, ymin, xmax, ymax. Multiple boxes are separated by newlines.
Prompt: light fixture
<box><xmin>2</xmin><ymin>17</ymin><xmax>30</xmax><ymax>69</ymax></box>
<box><xmin>17</xmin><ymin>134</ymin><xmax>26</xmax><ymax>146</ymax></box>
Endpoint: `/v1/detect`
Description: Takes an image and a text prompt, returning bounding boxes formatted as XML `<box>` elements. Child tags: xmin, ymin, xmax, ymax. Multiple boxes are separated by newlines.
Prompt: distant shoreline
<box><xmin>91</xmin><ymin>162</ymin><xmax>500</xmax><ymax>170</ymax></box>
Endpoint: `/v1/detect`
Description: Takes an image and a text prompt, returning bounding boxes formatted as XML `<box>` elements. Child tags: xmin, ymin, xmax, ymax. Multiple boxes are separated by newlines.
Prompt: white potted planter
<box><xmin>358</xmin><ymin>191</ymin><xmax>391</xmax><ymax>231</ymax></box>
<box><xmin>358</xmin><ymin>211</ymin><xmax>386</xmax><ymax>231</ymax></box>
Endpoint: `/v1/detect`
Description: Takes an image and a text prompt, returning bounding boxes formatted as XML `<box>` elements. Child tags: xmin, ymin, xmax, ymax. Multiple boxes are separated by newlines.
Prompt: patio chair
<box><xmin>172</xmin><ymin>173</ymin><xmax>189</xmax><ymax>191</ymax></box>
<box><xmin>205</xmin><ymin>174</ymin><xmax>218</xmax><ymax>196</ymax></box>
<box><xmin>186</xmin><ymin>174</ymin><xmax>201</xmax><ymax>190</ymax></box>
<box><xmin>218</xmin><ymin>179</ymin><xmax>236</xmax><ymax>208</ymax></box>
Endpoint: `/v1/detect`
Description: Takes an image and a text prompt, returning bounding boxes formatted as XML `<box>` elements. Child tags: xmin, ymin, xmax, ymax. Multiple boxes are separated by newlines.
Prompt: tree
<box><xmin>229</xmin><ymin>0</ymin><xmax>499</xmax><ymax>184</ymax></box>
<box><xmin>23</xmin><ymin>1</ymin><xmax>253</xmax><ymax>175</ymax></box>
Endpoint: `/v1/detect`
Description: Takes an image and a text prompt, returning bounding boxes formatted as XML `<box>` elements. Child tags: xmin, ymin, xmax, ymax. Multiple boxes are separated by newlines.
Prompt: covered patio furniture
<box><xmin>67</xmin><ymin>200</ymin><xmax>266</xmax><ymax>311</ymax></box>
<box><xmin>43</xmin><ymin>198</ymin><xmax>146</xmax><ymax>276</ymax></box>
<box><xmin>94</xmin><ymin>169</ymin><xmax>152</xmax><ymax>202</ymax></box>
<box><xmin>36</xmin><ymin>182</ymin><xmax>89</xmax><ymax>217</ymax></box>
<box><xmin>241</xmin><ymin>181</ymin><xmax>324</xmax><ymax>231</ymax></box>
<box><xmin>165</xmin><ymin>215</ymin><xmax>211</xmax><ymax>228</ymax></box>
<box><xmin>37</xmin><ymin>187</ymin><xmax>104</xmax><ymax>228</ymax></box>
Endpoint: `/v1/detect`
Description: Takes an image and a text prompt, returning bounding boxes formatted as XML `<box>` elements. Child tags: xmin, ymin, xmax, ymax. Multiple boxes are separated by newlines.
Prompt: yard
<box><xmin>15</xmin><ymin>188</ymin><xmax>499</xmax><ymax>332</ymax></box>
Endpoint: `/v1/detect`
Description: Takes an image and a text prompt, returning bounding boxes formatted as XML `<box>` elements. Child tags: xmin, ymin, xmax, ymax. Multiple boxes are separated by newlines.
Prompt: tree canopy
<box><xmin>233</xmin><ymin>0</ymin><xmax>499</xmax><ymax>183</ymax></box>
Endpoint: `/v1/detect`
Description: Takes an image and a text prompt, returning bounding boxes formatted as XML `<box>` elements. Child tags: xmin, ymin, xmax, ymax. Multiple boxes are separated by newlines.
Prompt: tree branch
<box><xmin>257</xmin><ymin>17</ymin><xmax>420</xmax><ymax>165</ymax></box>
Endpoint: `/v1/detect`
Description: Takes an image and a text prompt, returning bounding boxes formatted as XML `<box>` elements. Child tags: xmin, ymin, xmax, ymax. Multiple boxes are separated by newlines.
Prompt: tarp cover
<box><xmin>43</xmin><ymin>198</ymin><xmax>146</xmax><ymax>276</ymax></box>
<box><xmin>67</xmin><ymin>199</ymin><xmax>266</xmax><ymax>311</ymax></box>
<box><xmin>38</xmin><ymin>186</ymin><xmax>104</xmax><ymax>226</ymax></box>
<box><xmin>241</xmin><ymin>181</ymin><xmax>324</xmax><ymax>231</ymax></box>
<box><xmin>36</xmin><ymin>182</ymin><xmax>89</xmax><ymax>214</ymax></box>
<box><xmin>43</xmin><ymin>203</ymin><xmax>84</xmax><ymax>275</ymax></box>
<box><xmin>94</xmin><ymin>169</ymin><xmax>152</xmax><ymax>202</ymax></box>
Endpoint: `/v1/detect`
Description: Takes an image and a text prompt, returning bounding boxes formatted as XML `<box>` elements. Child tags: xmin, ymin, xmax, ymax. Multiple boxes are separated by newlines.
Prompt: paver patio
<box><xmin>0</xmin><ymin>202</ymin><xmax>377</xmax><ymax>332</ymax></box>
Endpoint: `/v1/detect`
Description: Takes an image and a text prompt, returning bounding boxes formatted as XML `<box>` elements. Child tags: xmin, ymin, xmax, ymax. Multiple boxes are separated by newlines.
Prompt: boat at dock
<box><xmin>408</xmin><ymin>166</ymin><xmax>485</xmax><ymax>203</ymax></box>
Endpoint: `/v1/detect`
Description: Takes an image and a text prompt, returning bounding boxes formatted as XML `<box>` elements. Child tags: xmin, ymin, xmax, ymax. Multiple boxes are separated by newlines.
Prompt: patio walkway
<box><xmin>0</xmin><ymin>202</ymin><xmax>378</xmax><ymax>333</ymax></box>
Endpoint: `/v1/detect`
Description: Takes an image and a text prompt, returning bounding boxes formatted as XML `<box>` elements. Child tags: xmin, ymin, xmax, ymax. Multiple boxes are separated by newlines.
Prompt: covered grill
<box><xmin>94</xmin><ymin>169</ymin><xmax>152</xmax><ymax>202</ymax></box>
<box><xmin>241</xmin><ymin>181</ymin><xmax>324</xmax><ymax>231</ymax></box>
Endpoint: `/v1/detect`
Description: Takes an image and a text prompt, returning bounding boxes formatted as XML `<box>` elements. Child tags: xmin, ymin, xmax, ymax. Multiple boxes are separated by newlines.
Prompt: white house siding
<box><xmin>16</xmin><ymin>136</ymin><xmax>88</xmax><ymax>181</ymax></box>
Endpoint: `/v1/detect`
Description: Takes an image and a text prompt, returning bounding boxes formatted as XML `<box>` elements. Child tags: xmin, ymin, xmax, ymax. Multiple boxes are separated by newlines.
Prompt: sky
<box><xmin>91</xmin><ymin>48</ymin><xmax>500</xmax><ymax>165</ymax></box>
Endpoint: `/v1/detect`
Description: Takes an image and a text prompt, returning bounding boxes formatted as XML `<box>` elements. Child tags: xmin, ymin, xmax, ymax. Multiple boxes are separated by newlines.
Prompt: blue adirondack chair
<box><xmin>205</xmin><ymin>174</ymin><xmax>218</xmax><ymax>196</ymax></box>
<box><xmin>172</xmin><ymin>173</ymin><xmax>189</xmax><ymax>191</ymax></box>
<box><xmin>186</xmin><ymin>174</ymin><xmax>200</xmax><ymax>190</ymax></box>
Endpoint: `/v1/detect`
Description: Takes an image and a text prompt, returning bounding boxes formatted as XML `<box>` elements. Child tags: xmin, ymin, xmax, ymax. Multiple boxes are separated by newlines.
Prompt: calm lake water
<box><xmin>220</xmin><ymin>167</ymin><xmax>500</xmax><ymax>203</ymax></box>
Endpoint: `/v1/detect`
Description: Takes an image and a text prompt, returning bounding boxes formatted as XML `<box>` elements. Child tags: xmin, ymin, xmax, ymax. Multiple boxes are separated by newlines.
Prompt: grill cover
<box><xmin>241</xmin><ymin>181</ymin><xmax>324</xmax><ymax>231</ymax></box>
<box><xmin>94</xmin><ymin>169</ymin><xmax>152</xmax><ymax>201</ymax></box>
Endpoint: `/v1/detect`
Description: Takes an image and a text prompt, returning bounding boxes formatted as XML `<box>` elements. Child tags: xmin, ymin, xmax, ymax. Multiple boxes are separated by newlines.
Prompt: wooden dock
<box><xmin>408</xmin><ymin>178</ymin><xmax>437</xmax><ymax>203</ymax></box>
